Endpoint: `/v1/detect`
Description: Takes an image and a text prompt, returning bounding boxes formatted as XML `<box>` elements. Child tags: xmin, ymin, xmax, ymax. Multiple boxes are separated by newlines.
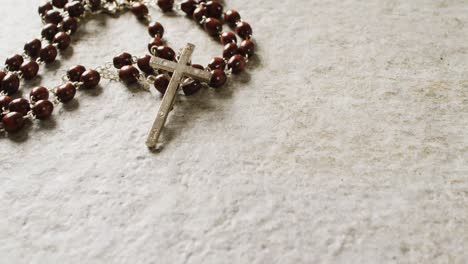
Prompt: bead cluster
<box><xmin>0</xmin><ymin>0</ymin><xmax>254</xmax><ymax>134</ymax></box>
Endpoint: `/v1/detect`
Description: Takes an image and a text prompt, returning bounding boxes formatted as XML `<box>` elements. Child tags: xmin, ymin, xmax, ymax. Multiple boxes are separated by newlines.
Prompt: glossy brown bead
<box><xmin>222</xmin><ymin>43</ymin><xmax>238</xmax><ymax>59</ymax></box>
<box><xmin>180</xmin><ymin>0</ymin><xmax>197</xmax><ymax>16</ymax></box>
<box><xmin>39</xmin><ymin>45</ymin><xmax>58</xmax><ymax>64</ymax></box>
<box><xmin>88</xmin><ymin>0</ymin><xmax>101</xmax><ymax>11</ymax></box>
<box><xmin>62</xmin><ymin>17</ymin><xmax>78</xmax><ymax>35</ymax></box>
<box><xmin>193</xmin><ymin>6</ymin><xmax>207</xmax><ymax>23</ymax></box>
<box><xmin>65</xmin><ymin>1</ymin><xmax>85</xmax><ymax>17</ymax></box>
<box><xmin>204</xmin><ymin>18</ymin><xmax>222</xmax><ymax>36</ymax></box>
<box><xmin>153</xmin><ymin>74</ymin><xmax>169</xmax><ymax>94</ymax></box>
<box><xmin>5</xmin><ymin>54</ymin><xmax>24</xmax><ymax>71</ymax></box>
<box><xmin>38</xmin><ymin>2</ymin><xmax>53</xmax><ymax>16</ymax></box>
<box><xmin>205</xmin><ymin>1</ymin><xmax>223</xmax><ymax>18</ymax></box>
<box><xmin>157</xmin><ymin>0</ymin><xmax>174</xmax><ymax>12</ymax></box>
<box><xmin>24</xmin><ymin>39</ymin><xmax>42</xmax><ymax>58</ymax></box>
<box><xmin>148</xmin><ymin>22</ymin><xmax>164</xmax><ymax>38</ymax></box>
<box><xmin>44</xmin><ymin>10</ymin><xmax>63</xmax><ymax>24</ymax></box>
<box><xmin>56</xmin><ymin>82</ymin><xmax>76</xmax><ymax>103</ymax></box>
<box><xmin>209</xmin><ymin>69</ymin><xmax>227</xmax><ymax>88</ymax></box>
<box><xmin>9</xmin><ymin>98</ymin><xmax>30</xmax><ymax>116</ymax></box>
<box><xmin>118</xmin><ymin>65</ymin><xmax>140</xmax><ymax>84</ymax></box>
<box><xmin>239</xmin><ymin>39</ymin><xmax>255</xmax><ymax>57</ymax></box>
<box><xmin>208</xmin><ymin>57</ymin><xmax>226</xmax><ymax>70</ymax></box>
<box><xmin>131</xmin><ymin>3</ymin><xmax>149</xmax><ymax>19</ymax></box>
<box><xmin>235</xmin><ymin>21</ymin><xmax>253</xmax><ymax>39</ymax></box>
<box><xmin>137</xmin><ymin>55</ymin><xmax>154</xmax><ymax>75</ymax></box>
<box><xmin>156</xmin><ymin>45</ymin><xmax>176</xmax><ymax>61</ymax></box>
<box><xmin>192</xmin><ymin>64</ymin><xmax>204</xmax><ymax>70</ymax></box>
<box><xmin>2</xmin><ymin>112</ymin><xmax>25</xmax><ymax>133</ymax></box>
<box><xmin>182</xmin><ymin>80</ymin><xmax>202</xmax><ymax>96</ymax></box>
<box><xmin>20</xmin><ymin>61</ymin><xmax>40</xmax><ymax>80</ymax></box>
<box><xmin>30</xmin><ymin>86</ymin><xmax>50</xmax><ymax>102</ymax></box>
<box><xmin>67</xmin><ymin>65</ymin><xmax>86</xmax><ymax>82</ymax></box>
<box><xmin>1</xmin><ymin>73</ymin><xmax>20</xmax><ymax>95</ymax></box>
<box><xmin>148</xmin><ymin>37</ymin><xmax>163</xmax><ymax>54</ymax></box>
<box><xmin>113</xmin><ymin>52</ymin><xmax>133</xmax><ymax>69</ymax></box>
<box><xmin>220</xmin><ymin>32</ymin><xmax>237</xmax><ymax>45</ymax></box>
<box><xmin>0</xmin><ymin>95</ymin><xmax>12</xmax><ymax>110</ymax></box>
<box><xmin>52</xmin><ymin>0</ymin><xmax>68</xmax><ymax>8</ymax></box>
<box><xmin>53</xmin><ymin>32</ymin><xmax>71</xmax><ymax>50</ymax></box>
<box><xmin>224</xmin><ymin>10</ymin><xmax>241</xmax><ymax>26</ymax></box>
<box><xmin>41</xmin><ymin>23</ymin><xmax>59</xmax><ymax>41</ymax></box>
<box><xmin>227</xmin><ymin>54</ymin><xmax>246</xmax><ymax>74</ymax></box>
<box><xmin>33</xmin><ymin>100</ymin><xmax>54</xmax><ymax>120</ymax></box>
<box><xmin>80</xmin><ymin>70</ymin><xmax>101</xmax><ymax>89</ymax></box>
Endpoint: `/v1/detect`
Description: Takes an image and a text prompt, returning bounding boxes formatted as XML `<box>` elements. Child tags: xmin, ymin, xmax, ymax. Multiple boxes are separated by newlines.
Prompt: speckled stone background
<box><xmin>1</xmin><ymin>0</ymin><xmax>467</xmax><ymax>263</ymax></box>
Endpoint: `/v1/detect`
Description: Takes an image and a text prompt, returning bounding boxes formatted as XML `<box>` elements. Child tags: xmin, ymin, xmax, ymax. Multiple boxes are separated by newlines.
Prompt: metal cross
<box><xmin>146</xmin><ymin>43</ymin><xmax>212</xmax><ymax>148</ymax></box>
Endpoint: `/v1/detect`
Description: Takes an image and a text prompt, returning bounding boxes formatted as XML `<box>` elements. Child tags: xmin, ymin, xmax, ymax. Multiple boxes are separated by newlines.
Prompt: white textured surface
<box><xmin>1</xmin><ymin>0</ymin><xmax>468</xmax><ymax>263</ymax></box>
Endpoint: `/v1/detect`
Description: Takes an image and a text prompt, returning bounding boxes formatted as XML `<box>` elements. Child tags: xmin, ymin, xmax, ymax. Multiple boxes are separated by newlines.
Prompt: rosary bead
<box><xmin>220</xmin><ymin>32</ymin><xmax>237</xmax><ymax>45</ymax></box>
<box><xmin>118</xmin><ymin>65</ymin><xmax>140</xmax><ymax>84</ymax></box>
<box><xmin>227</xmin><ymin>54</ymin><xmax>246</xmax><ymax>74</ymax></box>
<box><xmin>56</xmin><ymin>82</ymin><xmax>76</xmax><ymax>102</ymax></box>
<box><xmin>157</xmin><ymin>0</ymin><xmax>174</xmax><ymax>12</ymax></box>
<box><xmin>192</xmin><ymin>64</ymin><xmax>204</xmax><ymax>70</ymax></box>
<box><xmin>80</xmin><ymin>70</ymin><xmax>101</xmax><ymax>89</ymax></box>
<box><xmin>1</xmin><ymin>73</ymin><xmax>20</xmax><ymax>95</ymax></box>
<box><xmin>239</xmin><ymin>39</ymin><xmax>255</xmax><ymax>57</ymax></box>
<box><xmin>62</xmin><ymin>17</ymin><xmax>79</xmax><ymax>35</ymax></box>
<box><xmin>9</xmin><ymin>98</ymin><xmax>31</xmax><ymax>116</ymax></box>
<box><xmin>204</xmin><ymin>18</ymin><xmax>222</xmax><ymax>36</ymax></box>
<box><xmin>30</xmin><ymin>86</ymin><xmax>49</xmax><ymax>102</ymax></box>
<box><xmin>53</xmin><ymin>32</ymin><xmax>71</xmax><ymax>50</ymax></box>
<box><xmin>67</xmin><ymin>65</ymin><xmax>86</xmax><ymax>82</ymax></box>
<box><xmin>182</xmin><ymin>80</ymin><xmax>202</xmax><ymax>96</ymax></box>
<box><xmin>208</xmin><ymin>57</ymin><xmax>226</xmax><ymax>70</ymax></box>
<box><xmin>209</xmin><ymin>69</ymin><xmax>227</xmax><ymax>88</ymax></box>
<box><xmin>224</xmin><ymin>10</ymin><xmax>241</xmax><ymax>26</ymax></box>
<box><xmin>33</xmin><ymin>100</ymin><xmax>54</xmax><ymax>120</ymax></box>
<box><xmin>42</xmin><ymin>24</ymin><xmax>59</xmax><ymax>41</ymax></box>
<box><xmin>193</xmin><ymin>6</ymin><xmax>207</xmax><ymax>23</ymax></box>
<box><xmin>65</xmin><ymin>1</ymin><xmax>85</xmax><ymax>17</ymax></box>
<box><xmin>235</xmin><ymin>21</ymin><xmax>253</xmax><ymax>39</ymax></box>
<box><xmin>52</xmin><ymin>0</ymin><xmax>68</xmax><ymax>8</ymax></box>
<box><xmin>156</xmin><ymin>45</ymin><xmax>176</xmax><ymax>61</ymax></box>
<box><xmin>44</xmin><ymin>10</ymin><xmax>63</xmax><ymax>25</ymax></box>
<box><xmin>38</xmin><ymin>2</ymin><xmax>53</xmax><ymax>16</ymax></box>
<box><xmin>5</xmin><ymin>54</ymin><xmax>24</xmax><ymax>71</ymax></box>
<box><xmin>205</xmin><ymin>1</ymin><xmax>223</xmax><ymax>19</ymax></box>
<box><xmin>222</xmin><ymin>43</ymin><xmax>238</xmax><ymax>59</ymax></box>
<box><xmin>1</xmin><ymin>112</ymin><xmax>25</xmax><ymax>133</ymax></box>
<box><xmin>137</xmin><ymin>55</ymin><xmax>154</xmax><ymax>75</ymax></box>
<box><xmin>39</xmin><ymin>45</ymin><xmax>58</xmax><ymax>64</ymax></box>
<box><xmin>148</xmin><ymin>37</ymin><xmax>163</xmax><ymax>54</ymax></box>
<box><xmin>88</xmin><ymin>0</ymin><xmax>102</xmax><ymax>11</ymax></box>
<box><xmin>113</xmin><ymin>52</ymin><xmax>133</xmax><ymax>69</ymax></box>
<box><xmin>20</xmin><ymin>61</ymin><xmax>40</xmax><ymax>80</ymax></box>
<box><xmin>24</xmin><ymin>39</ymin><xmax>42</xmax><ymax>58</ymax></box>
<box><xmin>0</xmin><ymin>95</ymin><xmax>12</xmax><ymax>110</ymax></box>
<box><xmin>180</xmin><ymin>0</ymin><xmax>197</xmax><ymax>16</ymax></box>
<box><xmin>153</xmin><ymin>74</ymin><xmax>169</xmax><ymax>94</ymax></box>
<box><xmin>131</xmin><ymin>3</ymin><xmax>149</xmax><ymax>19</ymax></box>
<box><xmin>148</xmin><ymin>22</ymin><xmax>164</xmax><ymax>38</ymax></box>
<box><xmin>0</xmin><ymin>70</ymin><xmax>6</xmax><ymax>91</ymax></box>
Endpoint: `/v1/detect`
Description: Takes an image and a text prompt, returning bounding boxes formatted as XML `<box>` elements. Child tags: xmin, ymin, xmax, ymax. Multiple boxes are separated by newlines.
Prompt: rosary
<box><xmin>0</xmin><ymin>0</ymin><xmax>254</xmax><ymax>148</ymax></box>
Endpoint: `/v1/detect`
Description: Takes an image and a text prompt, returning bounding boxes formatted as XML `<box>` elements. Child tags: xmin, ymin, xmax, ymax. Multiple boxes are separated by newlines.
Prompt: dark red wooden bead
<box><xmin>148</xmin><ymin>37</ymin><xmax>163</xmax><ymax>54</ymax></box>
<box><xmin>67</xmin><ymin>65</ymin><xmax>86</xmax><ymax>82</ymax></box>
<box><xmin>39</xmin><ymin>45</ymin><xmax>58</xmax><ymax>64</ymax></box>
<box><xmin>235</xmin><ymin>21</ymin><xmax>253</xmax><ymax>39</ymax></box>
<box><xmin>80</xmin><ymin>70</ymin><xmax>100</xmax><ymax>89</ymax></box>
<box><xmin>44</xmin><ymin>10</ymin><xmax>63</xmax><ymax>24</ymax></box>
<box><xmin>113</xmin><ymin>52</ymin><xmax>133</xmax><ymax>69</ymax></box>
<box><xmin>156</xmin><ymin>45</ymin><xmax>176</xmax><ymax>61</ymax></box>
<box><xmin>118</xmin><ymin>65</ymin><xmax>140</xmax><ymax>84</ymax></box>
<box><xmin>137</xmin><ymin>55</ymin><xmax>154</xmax><ymax>75</ymax></box>
<box><xmin>157</xmin><ymin>0</ymin><xmax>174</xmax><ymax>12</ymax></box>
<box><xmin>88</xmin><ymin>0</ymin><xmax>101</xmax><ymax>11</ymax></box>
<box><xmin>65</xmin><ymin>1</ymin><xmax>85</xmax><ymax>17</ymax></box>
<box><xmin>30</xmin><ymin>86</ymin><xmax>50</xmax><ymax>102</ymax></box>
<box><xmin>0</xmin><ymin>70</ymin><xmax>6</xmax><ymax>92</ymax></box>
<box><xmin>204</xmin><ymin>18</ymin><xmax>222</xmax><ymax>36</ymax></box>
<box><xmin>56</xmin><ymin>82</ymin><xmax>76</xmax><ymax>102</ymax></box>
<box><xmin>0</xmin><ymin>95</ymin><xmax>12</xmax><ymax>110</ymax></box>
<box><xmin>208</xmin><ymin>57</ymin><xmax>226</xmax><ymax>70</ymax></box>
<box><xmin>222</xmin><ymin>43</ymin><xmax>238</xmax><ymax>59</ymax></box>
<box><xmin>239</xmin><ymin>39</ymin><xmax>255</xmax><ymax>57</ymax></box>
<box><xmin>224</xmin><ymin>10</ymin><xmax>241</xmax><ymax>26</ymax></box>
<box><xmin>1</xmin><ymin>73</ymin><xmax>20</xmax><ymax>95</ymax></box>
<box><xmin>33</xmin><ymin>100</ymin><xmax>54</xmax><ymax>120</ymax></box>
<box><xmin>205</xmin><ymin>1</ymin><xmax>223</xmax><ymax>18</ymax></box>
<box><xmin>41</xmin><ymin>23</ymin><xmax>59</xmax><ymax>41</ymax></box>
<box><xmin>52</xmin><ymin>0</ymin><xmax>68</xmax><ymax>8</ymax></box>
<box><xmin>1</xmin><ymin>112</ymin><xmax>25</xmax><ymax>133</ymax></box>
<box><xmin>220</xmin><ymin>32</ymin><xmax>237</xmax><ymax>45</ymax></box>
<box><xmin>192</xmin><ymin>64</ymin><xmax>204</xmax><ymax>70</ymax></box>
<box><xmin>131</xmin><ymin>3</ymin><xmax>149</xmax><ymax>19</ymax></box>
<box><xmin>38</xmin><ymin>2</ymin><xmax>53</xmax><ymax>16</ymax></box>
<box><xmin>180</xmin><ymin>0</ymin><xmax>197</xmax><ymax>16</ymax></box>
<box><xmin>227</xmin><ymin>54</ymin><xmax>246</xmax><ymax>74</ymax></box>
<box><xmin>5</xmin><ymin>54</ymin><xmax>24</xmax><ymax>71</ymax></box>
<box><xmin>148</xmin><ymin>22</ymin><xmax>164</xmax><ymax>38</ymax></box>
<box><xmin>153</xmin><ymin>74</ymin><xmax>169</xmax><ymax>94</ymax></box>
<box><xmin>210</xmin><ymin>69</ymin><xmax>227</xmax><ymax>88</ymax></box>
<box><xmin>9</xmin><ymin>98</ymin><xmax>31</xmax><ymax>116</ymax></box>
<box><xmin>24</xmin><ymin>39</ymin><xmax>42</xmax><ymax>58</ymax></box>
<box><xmin>62</xmin><ymin>17</ymin><xmax>78</xmax><ymax>35</ymax></box>
<box><xmin>53</xmin><ymin>32</ymin><xmax>71</xmax><ymax>50</ymax></box>
<box><xmin>182</xmin><ymin>80</ymin><xmax>202</xmax><ymax>95</ymax></box>
<box><xmin>193</xmin><ymin>6</ymin><xmax>207</xmax><ymax>22</ymax></box>
<box><xmin>20</xmin><ymin>61</ymin><xmax>40</xmax><ymax>80</ymax></box>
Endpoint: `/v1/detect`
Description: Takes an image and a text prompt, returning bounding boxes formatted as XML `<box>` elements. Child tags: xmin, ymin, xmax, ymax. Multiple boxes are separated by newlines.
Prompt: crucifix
<box><xmin>146</xmin><ymin>43</ymin><xmax>212</xmax><ymax>148</ymax></box>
